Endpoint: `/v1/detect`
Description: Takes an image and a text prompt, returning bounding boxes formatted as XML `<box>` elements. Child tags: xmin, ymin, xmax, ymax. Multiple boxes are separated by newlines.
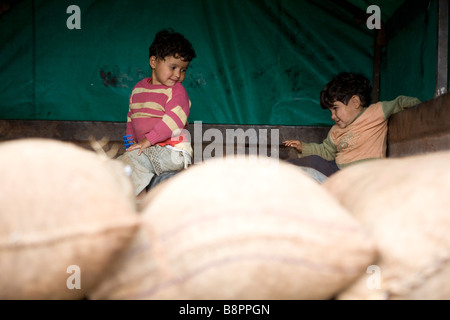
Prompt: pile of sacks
<box><xmin>1</xmin><ymin>138</ymin><xmax>449</xmax><ymax>300</ymax></box>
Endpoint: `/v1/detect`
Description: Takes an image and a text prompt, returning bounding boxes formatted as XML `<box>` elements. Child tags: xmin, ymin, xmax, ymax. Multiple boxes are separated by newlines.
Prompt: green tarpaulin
<box><xmin>0</xmin><ymin>0</ymin><xmax>439</xmax><ymax>125</ymax></box>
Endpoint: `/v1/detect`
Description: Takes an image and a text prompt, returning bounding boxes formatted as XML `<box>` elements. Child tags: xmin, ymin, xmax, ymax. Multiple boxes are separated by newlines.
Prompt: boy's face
<box><xmin>149</xmin><ymin>55</ymin><xmax>190</xmax><ymax>86</ymax></box>
<box><xmin>329</xmin><ymin>95</ymin><xmax>364</xmax><ymax>129</ymax></box>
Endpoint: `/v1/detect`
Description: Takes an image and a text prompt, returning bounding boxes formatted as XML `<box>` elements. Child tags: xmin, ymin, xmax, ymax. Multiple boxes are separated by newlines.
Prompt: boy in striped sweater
<box><xmin>119</xmin><ymin>29</ymin><xmax>196</xmax><ymax>196</ymax></box>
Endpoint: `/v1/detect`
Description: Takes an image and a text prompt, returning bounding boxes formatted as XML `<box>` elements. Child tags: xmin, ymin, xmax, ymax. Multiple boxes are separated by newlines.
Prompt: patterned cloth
<box><xmin>118</xmin><ymin>145</ymin><xmax>191</xmax><ymax>195</ymax></box>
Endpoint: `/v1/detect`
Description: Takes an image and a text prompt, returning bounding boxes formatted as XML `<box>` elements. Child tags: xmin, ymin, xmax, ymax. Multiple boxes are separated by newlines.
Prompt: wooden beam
<box><xmin>0</xmin><ymin>120</ymin><xmax>331</xmax><ymax>161</ymax></box>
<box><xmin>436</xmin><ymin>0</ymin><xmax>449</xmax><ymax>97</ymax></box>
<box><xmin>372</xmin><ymin>26</ymin><xmax>386</xmax><ymax>103</ymax></box>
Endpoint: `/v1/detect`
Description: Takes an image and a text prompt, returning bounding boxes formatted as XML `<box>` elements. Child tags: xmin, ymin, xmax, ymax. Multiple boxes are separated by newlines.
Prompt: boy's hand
<box><xmin>126</xmin><ymin>138</ymin><xmax>152</xmax><ymax>155</ymax></box>
<box><xmin>283</xmin><ymin>140</ymin><xmax>302</xmax><ymax>152</ymax></box>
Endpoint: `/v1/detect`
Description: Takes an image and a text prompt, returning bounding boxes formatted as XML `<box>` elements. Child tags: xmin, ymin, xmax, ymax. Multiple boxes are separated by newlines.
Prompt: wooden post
<box><xmin>436</xmin><ymin>0</ymin><xmax>449</xmax><ymax>97</ymax></box>
<box><xmin>372</xmin><ymin>25</ymin><xmax>386</xmax><ymax>103</ymax></box>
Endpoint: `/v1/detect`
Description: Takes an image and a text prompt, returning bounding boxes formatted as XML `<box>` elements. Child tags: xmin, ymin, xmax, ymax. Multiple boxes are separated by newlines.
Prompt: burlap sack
<box><xmin>90</xmin><ymin>156</ymin><xmax>376</xmax><ymax>300</ymax></box>
<box><xmin>0</xmin><ymin>138</ymin><xmax>139</xmax><ymax>299</ymax></box>
<box><xmin>323</xmin><ymin>151</ymin><xmax>450</xmax><ymax>300</ymax></box>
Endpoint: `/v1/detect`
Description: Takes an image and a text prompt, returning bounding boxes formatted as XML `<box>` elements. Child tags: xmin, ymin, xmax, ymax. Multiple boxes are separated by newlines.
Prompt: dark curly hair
<box><xmin>320</xmin><ymin>72</ymin><xmax>372</xmax><ymax>109</ymax></box>
<box><xmin>149</xmin><ymin>28</ymin><xmax>196</xmax><ymax>62</ymax></box>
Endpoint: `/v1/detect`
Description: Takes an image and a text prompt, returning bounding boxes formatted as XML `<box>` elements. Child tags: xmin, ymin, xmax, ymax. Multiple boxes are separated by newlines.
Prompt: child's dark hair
<box><xmin>149</xmin><ymin>28</ymin><xmax>196</xmax><ymax>62</ymax></box>
<box><xmin>320</xmin><ymin>72</ymin><xmax>372</xmax><ymax>109</ymax></box>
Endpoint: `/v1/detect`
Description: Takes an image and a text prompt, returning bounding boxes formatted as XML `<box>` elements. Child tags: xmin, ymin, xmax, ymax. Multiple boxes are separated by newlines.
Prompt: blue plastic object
<box><xmin>123</xmin><ymin>135</ymin><xmax>134</xmax><ymax>148</ymax></box>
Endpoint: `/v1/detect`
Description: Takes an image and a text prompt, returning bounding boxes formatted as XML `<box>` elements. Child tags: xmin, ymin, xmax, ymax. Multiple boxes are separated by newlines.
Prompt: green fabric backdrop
<box><xmin>0</xmin><ymin>0</ymin><xmax>438</xmax><ymax>125</ymax></box>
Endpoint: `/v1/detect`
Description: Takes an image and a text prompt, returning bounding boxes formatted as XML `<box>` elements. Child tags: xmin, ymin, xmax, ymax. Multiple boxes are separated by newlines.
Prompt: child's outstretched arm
<box><xmin>283</xmin><ymin>140</ymin><xmax>302</xmax><ymax>153</ymax></box>
<box><xmin>285</xmin><ymin>134</ymin><xmax>337</xmax><ymax>161</ymax></box>
<box><xmin>382</xmin><ymin>95</ymin><xmax>422</xmax><ymax>119</ymax></box>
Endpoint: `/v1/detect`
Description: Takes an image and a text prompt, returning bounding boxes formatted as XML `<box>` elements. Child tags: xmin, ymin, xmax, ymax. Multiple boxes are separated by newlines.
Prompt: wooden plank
<box><xmin>0</xmin><ymin>120</ymin><xmax>331</xmax><ymax>161</ymax></box>
<box><xmin>436</xmin><ymin>0</ymin><xmax>449</xmax><ymax>97</ymax></box>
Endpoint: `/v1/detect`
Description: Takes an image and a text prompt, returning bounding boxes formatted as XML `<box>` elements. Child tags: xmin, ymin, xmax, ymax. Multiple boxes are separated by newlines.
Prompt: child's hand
<box><xmin>283</xmin><ymin>140</ymin><xmax>302</xmax><ymax>152</ymax></box>
<box><xmin>126</xmin><ymin>138</ymin><xmax>151</xmax><ymax>155</ymax></box>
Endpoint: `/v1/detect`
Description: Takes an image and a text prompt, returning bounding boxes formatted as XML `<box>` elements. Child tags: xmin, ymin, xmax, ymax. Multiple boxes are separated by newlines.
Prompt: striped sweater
<box><xmin>126</xmin><ymin>78</ymin><xmax>192</xmax><ymax>156</ymax></box>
